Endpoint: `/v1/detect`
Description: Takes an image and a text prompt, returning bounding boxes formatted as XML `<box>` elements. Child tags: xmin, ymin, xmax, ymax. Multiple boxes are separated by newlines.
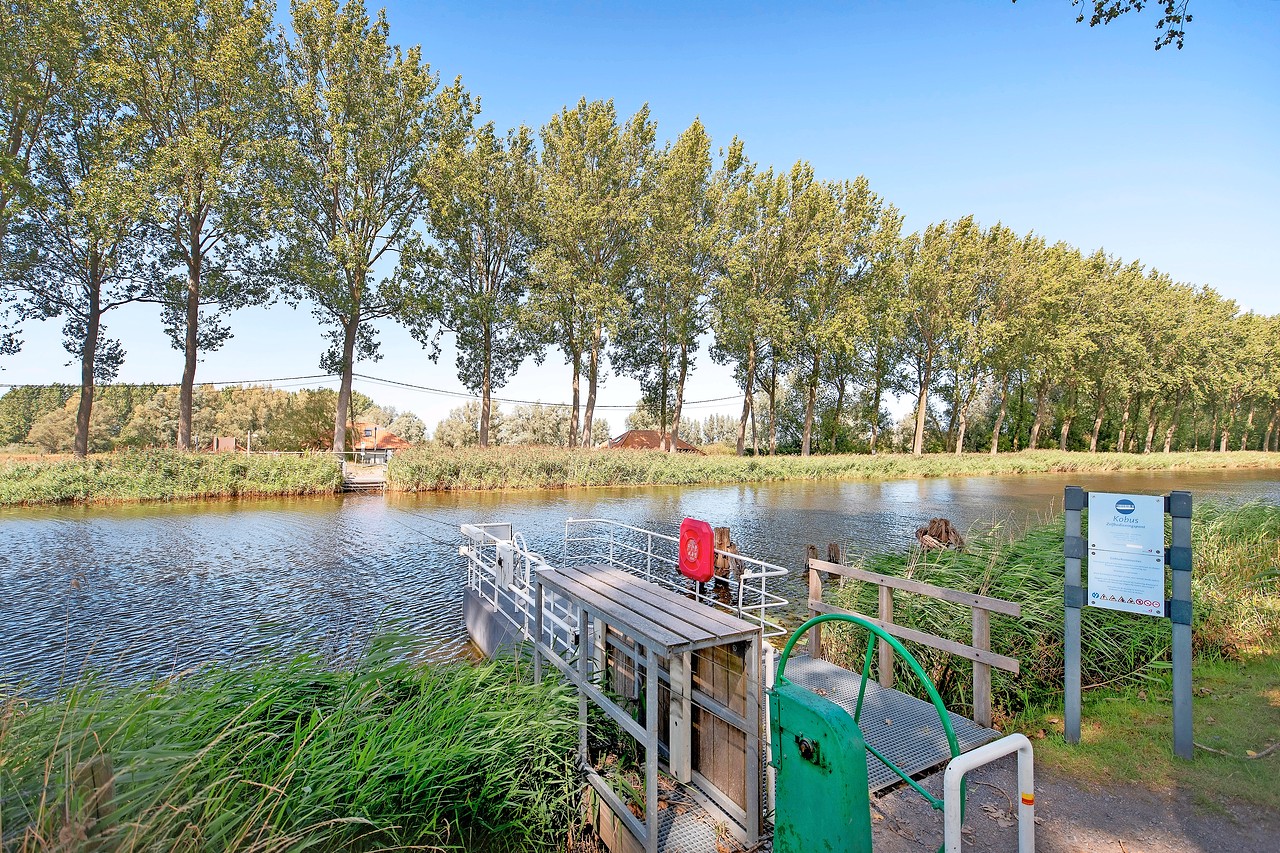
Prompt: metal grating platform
<box><xmin>781</xmin><ymin>654</ymin><xmax>999</xmax><ymax>793</ymax></box>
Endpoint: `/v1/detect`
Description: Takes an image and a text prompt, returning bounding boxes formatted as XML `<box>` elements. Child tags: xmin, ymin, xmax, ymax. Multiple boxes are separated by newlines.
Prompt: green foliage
<box><xmin>398</xmin><ymin>121</ymin><xmax>542</xmax><ymax>447</ymax></box>
<box><xmin>100</xmin><ymin>0</ymin><xmax>286</xmax><ymax>449</ymax></box>
<box><xmin>0</xmin><ymin>449</ymin><xmax>341</xmax><ymax>504</ymax></box>
<box><xmin>0</xmin><ymin>384</ymin><xmax>75</xmax><ymax>443</ymax></box>
<box><xmin>277</xmin><ymin>0</ymin><xmax>474</xmax><ymax>454</ymax></box>
<box><xmin>387</xmin><ymin>447</ymin><xmax>1280</xmax><ymax>492</ymax></box>
<box><xmin>821</xmin><ymin>502</ymin><xmax>1280</xmax><ymax>720</ymax></box>
<box><xmin>0</xmin><ymin>644</ymin><xmax>578</xmax><ymax>850</ymax></box>
<box><xmin>531</xmin><ymin>98</ymin><xmax>655</xmax><ymax>447</ymax></box>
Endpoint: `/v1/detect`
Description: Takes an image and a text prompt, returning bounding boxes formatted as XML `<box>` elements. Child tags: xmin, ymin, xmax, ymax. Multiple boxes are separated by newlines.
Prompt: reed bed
<box><xmin>0</xmin><ymin>642</ymin><xmax>578</xmax><ymax>851</ymax></box>
<box><xmin>820</xmin><ymin>503</ymin><xmax>1280</xmax><ymax>720</ymax></box>
<box><xmin>0</xmin><ymin>451</ymin><xmax>342</xmax><ymax>505</ymax></box>
<box><xmin>387</xmin><ymin>447</ymin><xmax>1280</xmax><ymax>492</ymax></box>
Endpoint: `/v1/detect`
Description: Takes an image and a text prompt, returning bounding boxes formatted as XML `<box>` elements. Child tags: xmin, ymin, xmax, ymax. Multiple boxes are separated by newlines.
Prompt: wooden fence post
<box><xmin>72</xmin><ymin>752</ymin><xmax>114</xmax><ymax>848</ymax></box>
<box><xmin>806</xmin><ymin>545</ymin><xmax>822</xmax><ymax>659</ymax></box>
<box><xmin>972</xmin><ymin>607</ymin><xmax>992</xmax><ymax>728</ymax></box>
<box><xmin>878</xmin><ymin>585</ymin><xmax>894</xmax><ymax>688</ymax></box>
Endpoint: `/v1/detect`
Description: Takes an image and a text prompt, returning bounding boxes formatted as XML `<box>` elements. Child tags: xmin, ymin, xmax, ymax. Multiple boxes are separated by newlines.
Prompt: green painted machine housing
<box><xmin>769</xmin><ymin>678</ymin><xmax>873</xmax><ymax>853</ymax></box>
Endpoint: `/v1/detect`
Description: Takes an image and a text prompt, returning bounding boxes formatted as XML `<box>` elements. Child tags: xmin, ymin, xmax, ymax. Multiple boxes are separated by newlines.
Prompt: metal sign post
<box><xmin>1063</xmin><ymin>486</ymin><xmax>1193</xmax><ymax>760</ymax></box>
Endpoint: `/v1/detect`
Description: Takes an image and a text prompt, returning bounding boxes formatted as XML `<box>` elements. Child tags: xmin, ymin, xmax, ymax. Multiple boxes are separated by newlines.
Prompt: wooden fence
<box><xmin>806</xmin><ymin>557</ymin><xmax>1021</xmax><ymax>728</ymax></box>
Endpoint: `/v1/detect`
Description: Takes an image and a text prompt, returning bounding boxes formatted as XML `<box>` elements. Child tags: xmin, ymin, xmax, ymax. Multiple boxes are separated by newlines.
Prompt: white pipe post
<box><xmin>943</xmin><ymin>733</ymin><xmax>1035</xmax><ymax>853</ymax></box>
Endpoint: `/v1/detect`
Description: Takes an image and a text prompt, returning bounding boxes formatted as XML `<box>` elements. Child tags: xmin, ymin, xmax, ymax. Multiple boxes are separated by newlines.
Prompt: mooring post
<box><xmin>827</xmin><ymin>542</ymin><xmax>844</xmax><ymax>588</ymax></box>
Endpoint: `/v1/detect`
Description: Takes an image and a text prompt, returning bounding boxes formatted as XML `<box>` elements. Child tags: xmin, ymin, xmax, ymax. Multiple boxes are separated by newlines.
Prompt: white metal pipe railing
<box><xmin>943</xmin><ymin>733</ymin><xmax>1035</xmax><ymax>853</ymax></box>
<box><xmin>561</xmin><ymin>518</ymin><xmax>790</xmax><ymax>637</ymax></box>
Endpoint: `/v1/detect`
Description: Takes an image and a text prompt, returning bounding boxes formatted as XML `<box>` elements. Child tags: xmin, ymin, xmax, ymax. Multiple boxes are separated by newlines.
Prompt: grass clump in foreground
<box><xmin>387</xmin><ymin>447</ymin><xmax>1280</xmax><ymax>492</ymax></box>
<box><xmin>0</xmin><ymin>450</ymin><xmax>342</xmax><ymax>505</ymax></box>
<box><xmin>822</xmin><ymin>502</ymin><xmax>1280</xmax><ymax>722</ymax></box>
<box><xmin>0</xmin><ymin>641</ymin><xmax>578</xmax><ymax>851</ymax></box>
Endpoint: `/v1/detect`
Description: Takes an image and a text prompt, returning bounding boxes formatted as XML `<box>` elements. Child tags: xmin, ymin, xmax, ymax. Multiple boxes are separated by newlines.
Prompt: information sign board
<box><xmin>1087</xmin><ymin>550</ymin><xmax>1165</xmax><ymax>616</ymax></box>
<box><xmin>1087</xmin><ymin>492</ymin><xmax>1165</xmax><ymax>556</ymax></box>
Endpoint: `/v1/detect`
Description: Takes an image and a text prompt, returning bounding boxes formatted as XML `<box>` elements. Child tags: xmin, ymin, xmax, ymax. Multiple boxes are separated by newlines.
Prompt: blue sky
<box><xmin>6</xmin><ymin>1</ymin><xmax>1278</xmax><ymax>430</ymax></box>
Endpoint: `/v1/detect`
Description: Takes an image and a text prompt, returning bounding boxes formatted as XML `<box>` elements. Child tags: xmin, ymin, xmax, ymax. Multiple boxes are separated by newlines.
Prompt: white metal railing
<box><xmin>943</xmin><ymin>734</ymin><xmax>1035</xmax><ymax>853</ymax></box>
<box><xmin>561</xmin><ymin>518</ymin><xmax>790</xmax><ymax>638</ymax></box>
<box><xmin>460</xmin><ymin>522</ymin><xmax>578</xmax><ymax>659</ymax></box>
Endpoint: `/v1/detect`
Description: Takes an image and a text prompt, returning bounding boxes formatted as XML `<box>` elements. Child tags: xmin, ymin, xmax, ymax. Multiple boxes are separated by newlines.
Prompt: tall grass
<box><xmin>820</xmin><ymin>503</ymin><xmax>1280</xmax><ymax>719</ymax></box>
<box><xmin>0</xmin><ymin>640</ymin><xmax>578</xmax><ymax>851</ymax></box>
<box><xmin>0</xmin><ymin>451</ymin><xmax>342</xmax><ymax>505</ymax></box>
<box><xmin>388</xmin><ymin>447</ymin><xmax>1280</xmax><ymax>492</ymax></box>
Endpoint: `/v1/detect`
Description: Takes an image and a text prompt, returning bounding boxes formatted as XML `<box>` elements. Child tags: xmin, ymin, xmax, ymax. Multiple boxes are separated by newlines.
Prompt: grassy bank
<box><xmin>820</xmin><ymin>503</ymin><xmax>1280</xmax><ymax>719</ymax></box>
<box><xmin>388</xmin><ymin>447</ymin><xmax>1280</xmax><ymax>491</ymax></box>
<box><xmin>0</xmin><ymin>451</ymin><xmax>342</xmax><ymax>505</ymax></box>
<box><xmin>0</xmin><ymin>644</ymin><xmax>577</xmax><ymax>851</ymax></box>
<box><xmin>1011</xmin><ymin>654</ymin><xmax>1280</xmax><ymax>811</ymax></box>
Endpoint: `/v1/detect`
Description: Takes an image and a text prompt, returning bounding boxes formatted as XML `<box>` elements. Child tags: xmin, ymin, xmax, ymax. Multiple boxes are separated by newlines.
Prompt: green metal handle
<box><xmin>775</xmin><ymin>612</ymin><xmax>968</xmax><ymax>850</ymax></box>
<box><xmin>776</xmin><ymin>612</ymin><xmax>962</xmax><ymax>770</ymax></box>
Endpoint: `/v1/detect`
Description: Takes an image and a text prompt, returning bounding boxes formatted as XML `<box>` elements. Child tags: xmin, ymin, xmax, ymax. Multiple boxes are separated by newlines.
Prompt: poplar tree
<box><xmin>399</xmin><ymin>122</ymin><xmax>540</xmax><ymax>448</ymax></box>
<box><xmin>612</xmin><ymin>119</ymin><xmax>714</xmax><ymax>452</ymax></box>
<box><xmin>0</xmin><ymin>0</ymin><xmax>82</xmax><ymax>356</ymax></box>
<box><xmin>6</xmin><ymin>11</ymin><xmax>154</xmax><ymax>457</ymax></box>
<box><xmin>279</xmin><ymin>0</ymin><xmax>472</xmax><ymax>454</ymax></box>
<box><xmin>711</xmin><ymin>143</ymin><xmax>809</xmax><ymax>455</ymax></box>
<box><xmin>102</xmin><ymin>0</ymin><xmax>284</xmax><ymax>450</ymax></box>
<box><xmin>532</xmin><ymin>98</ymin><xmax>653</xmax><ymax>447</ymax></box>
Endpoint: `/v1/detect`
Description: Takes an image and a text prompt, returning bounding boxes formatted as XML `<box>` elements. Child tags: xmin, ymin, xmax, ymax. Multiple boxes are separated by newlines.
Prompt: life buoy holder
<box><xmin>679</xmin><ymin>517</ymin><xmax>714</xmax><ymax>583</ymax></box>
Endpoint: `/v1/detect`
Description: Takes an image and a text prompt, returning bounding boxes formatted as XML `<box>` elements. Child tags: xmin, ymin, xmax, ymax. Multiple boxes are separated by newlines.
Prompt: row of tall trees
<box><xmin>3</xmin><ymin>1</ymin><xmax>1275</xmax><ymax>459</ymax></box>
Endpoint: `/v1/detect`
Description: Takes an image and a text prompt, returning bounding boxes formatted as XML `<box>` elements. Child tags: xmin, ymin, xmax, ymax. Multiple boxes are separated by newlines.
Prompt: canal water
<box><xmin>2</xmin><ymin>468</ymin><xmax>1278</xmax><ymax>690</ymax></box>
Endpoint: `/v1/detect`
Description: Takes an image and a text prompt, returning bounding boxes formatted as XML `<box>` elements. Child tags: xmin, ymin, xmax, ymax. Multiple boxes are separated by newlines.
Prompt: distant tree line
<box><xmin>0</xmin><ymin>382</ymin><xmax>425</xmax><ymax>453</ymax></box>
<box><xmin>3</xmin><ymin>1</ymin><xmax>1272</xmax><ymax>460</ymax></box>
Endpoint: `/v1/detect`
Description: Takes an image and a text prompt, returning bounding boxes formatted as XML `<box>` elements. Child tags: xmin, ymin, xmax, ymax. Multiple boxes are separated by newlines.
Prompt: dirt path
<box><xmin>869</xmin><ymin>754</ymin><xmax>1280</xmax><ymax>852</ymax></box>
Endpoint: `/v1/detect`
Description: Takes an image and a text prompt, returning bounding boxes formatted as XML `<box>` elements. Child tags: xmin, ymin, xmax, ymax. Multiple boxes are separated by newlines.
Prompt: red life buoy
<box><xmin>679</xmin><ymin>518</ymin><xmax>714</xmax><ymax>583</ymax></box>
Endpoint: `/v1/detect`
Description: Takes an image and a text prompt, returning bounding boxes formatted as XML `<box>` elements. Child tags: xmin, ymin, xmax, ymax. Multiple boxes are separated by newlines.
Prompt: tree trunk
<box><xmin>74</xmin><ymin>259</ymin><xmax>103</xmax><ymax>459</ymax></box>
<box><xmin>1263</xmin><ymin>411</ymin><xmax>1277</xmax><ymax>454</ymax></box>
<box><xmin>479</xmin><ymin>334</ymin><xmax>492</xmax><ymax>448</ymax></box>
<box><xmin>989</xmin><ymin>373</ymin><xmax>1010</xmax><ymax>456</ymax></box>
<box><xmin>669</xmin><ymin>343</ymin><xmax>689</xmax><ymax>454</ymax></box>
<box><xmin>1163</xmin><ymin>398</ymin><xmax>1182</xmax><ymax>453</ymax></box>
<box><xmin>944</xmin><ymin>373</ymin><xmax>959</xmax><ymax>452</ymax></box>
<box><xmin>912</xmin><ymin>353</ymin><xmax>932</xmax><ymax>456</ymax></box>
<box><xmin>1059</xmin><ymin>414</ymin><xmax>1073</xmax><ymax>451</ymax></box>
<box><xmin>1143</xmin><ymin>399</ymin><xmax>1159</xmax><ymax>453</ymax></box>
<box><xmin>1220</xmin><ymin>403</ymin><xmax>1235</xmax><ymax>452</ymax></box>
<box><xmin>736</xmin><ymin>343</ymin><xmax>755</xmax><ymax>456</ymax></box>
<box><xmin>869</xmin><ymin>374</ymin><xmax>884</xmax><ymax>455</ymax></box>
<box><xmin>767</xmin><ymin>359</ymin><xmax>778</xmax><ymax>456</ymax></box>
<box><xmin>331</xmin><ymin>316</ymin><xmax>359</xmax><ymax>455</ymax></box>
<box><xmin>1088</xmin><ymin>380</ymin><xmax>1106</xmax><ymax>452</ymax></box>
<box><xmin>1012</xmin><ymin>379</ymin><xmax>1026</xmax><ymax>451</ymax></box>
<box><xmin>581</xmin><ymin>323</ymin><xmax>602</xmax><ymax>448</ymax></box>
<box><xmin>1240</xmin><ymin>405</ymin><xmax>1255</xmax><ymax>451</ymax></box>
<box><xmin>568</xmin><ymin>354</ymin><xmax>581</xmax><ymax>448</ymax></box>
<box><xmin>955</xmin><ymin>381</ymin><xmax>975</xmax><ymax>455</ymax></box>
<box><xmin>1028</xmin><ymin>376</ymin><xmax>1049</xmax><ymax>450</ymax></box>
<box><xmin>177</xmin><ymin>242</ymin><xmax>201</xmax><ymax>452</ymax></box>
<box><xmin>801</xmin><ymin>352</ymin><xmax>818</xmax><ymax>456</ymax></box>
<box><xmin>1209</xmin><ymin>406</ymin><xmax>1219</xmax><ymax>452</ymax></box>
<box><xmin>1116</xmin><ymin>394</ymin><xmax>1133</xmax><ymax>453</ymax></box>
<box><xmin>829</xmin><ymin>377</ymin><xmax>845</xmax><ymax>453</ymax></box>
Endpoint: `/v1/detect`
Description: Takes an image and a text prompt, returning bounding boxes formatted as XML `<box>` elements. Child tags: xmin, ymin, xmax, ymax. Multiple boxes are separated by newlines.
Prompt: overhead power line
<box><xmin>0</xmin><ymin>370</ymin><xmax>745</xmax><ymax>411</ymax></box>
